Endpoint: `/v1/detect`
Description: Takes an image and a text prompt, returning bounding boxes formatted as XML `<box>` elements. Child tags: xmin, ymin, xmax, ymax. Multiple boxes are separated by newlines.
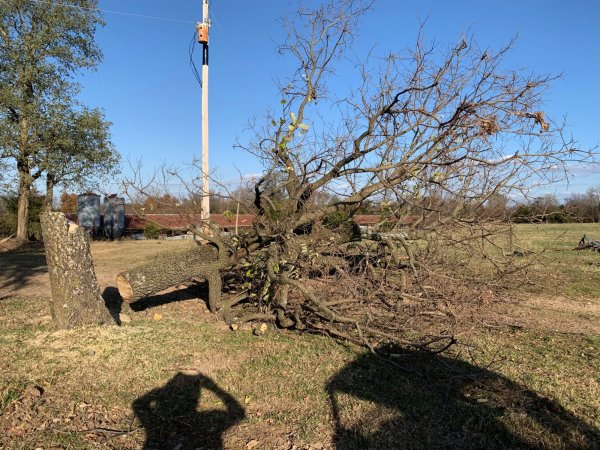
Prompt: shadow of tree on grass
<box><xmin>101</xmin><ymin>282</ymin><xmax>209</xmax><ymax>324</ymax></box>
<box><xmin>100</xmin><ymin>286</ymin><xmax>126</xmax><ymax>325</ymax></box>
<box><xmin>128</xmin><ymin>282</ymin><xmax>209</xmax><ymax>311</ymax></box>
<box><xmin>0</xmin><ymin>248</ymin><xmax>47</xmax><ymax>297</ymax></box>
<box><xmin>327</xmin><ymin>349</ymin><xmax>600</xmax><ymax>449</ymax></box>
<box><xmin>132</xmin><ymin>372</ymin><xmax>245</xmax><ymax>450</ymax></box>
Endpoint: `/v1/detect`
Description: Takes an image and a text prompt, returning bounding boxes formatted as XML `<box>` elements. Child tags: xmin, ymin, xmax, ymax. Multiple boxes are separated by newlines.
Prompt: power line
<box><xmin>22</xmin><ymin>0</ymin><xmax>195</xmax><ymax>25</ymax></box>
<box><xmin>189</xmin><ymin>31</ymin><xmax>203</xmax><ymax>87</ymax></box>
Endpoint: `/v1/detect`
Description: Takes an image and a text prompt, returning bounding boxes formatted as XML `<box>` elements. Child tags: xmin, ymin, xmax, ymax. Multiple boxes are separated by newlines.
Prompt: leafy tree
<box><xmin>142</xmin><ymin>193</ymin><xmax>181</xmax><ymax>213</ymax></box>
<box><xmin>512</xmin><ymin>204</ymin><xmax>532</xmax><ymax>223</ymax></box>
<box><xmin>0</xmin><ymin>0</ymin><xmax>116</xmax><ymax>242</ymax></box>
<box><xmin>59</xmin><ymin>192</ymin><xmax>78</xmax><ymax>214</ymax></box>
<box><xmin>38</xmin><ymin>104</ymin><xmax>119</xmax><ymax>207</ymax></box>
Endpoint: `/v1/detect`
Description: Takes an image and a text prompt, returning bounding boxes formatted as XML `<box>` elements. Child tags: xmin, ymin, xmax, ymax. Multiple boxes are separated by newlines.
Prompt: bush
<box><xmin>143</xmin><ymin>221</ymin><xmax>163</xmax><ymax>239</ymax></box>
<box><xmin>547</xmin><ymin>212</ymin><xmax>567</xmax><ymax>223</ymax></box>
<box><xmin>0</xmin><ymin>214</ymin><xmax>15</xmax><ymax>236</ymax></box>
<box><xmin>323</xmin><ymin>208</ymin><xmax>351</xmax><ymax>229</ymax></box>
<box><xmin>512</xmin><ymin>205</ymin><xmax>532</xmax><ymax>223</ymax></box>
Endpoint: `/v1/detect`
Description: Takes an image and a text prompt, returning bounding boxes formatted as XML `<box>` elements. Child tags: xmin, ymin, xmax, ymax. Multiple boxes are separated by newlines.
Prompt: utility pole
<box><xmin>197</xmin><ymin>0</ymin><xmax>210</xmax><ymax>223</ymax></box>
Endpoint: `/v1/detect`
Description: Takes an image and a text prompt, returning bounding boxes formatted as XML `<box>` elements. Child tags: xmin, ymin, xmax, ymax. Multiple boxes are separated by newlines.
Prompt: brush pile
<box><xmin>574</xmin><ymin>235</ymin><xmax>600</xmax><ymax>252</ymax></box>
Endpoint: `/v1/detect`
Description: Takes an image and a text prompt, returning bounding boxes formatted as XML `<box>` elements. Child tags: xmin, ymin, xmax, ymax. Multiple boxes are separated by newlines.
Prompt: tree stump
<box><xmin>40</xmin><ymin>212</ymin><xmax>113</xmax><ymax>328</ymax></box>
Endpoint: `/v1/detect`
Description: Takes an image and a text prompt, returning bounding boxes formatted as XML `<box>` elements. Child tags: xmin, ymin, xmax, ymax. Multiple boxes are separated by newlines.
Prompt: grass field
<box><xmin>0</xmin><ymin>224</ymin><xmax>598</xmax><ymax>449</ymax></box>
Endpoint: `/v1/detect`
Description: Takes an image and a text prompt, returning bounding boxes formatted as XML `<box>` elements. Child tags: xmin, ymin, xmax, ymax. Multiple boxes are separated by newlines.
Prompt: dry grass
<box><xmin>513</xmin><ymin>223</ymin><xmax>600</xmax><ymax>298</ymax></box>
<box><xmin>0</xmin><ymin>226</ymin><xmax>599</xmax><ymax>449</ymax></box>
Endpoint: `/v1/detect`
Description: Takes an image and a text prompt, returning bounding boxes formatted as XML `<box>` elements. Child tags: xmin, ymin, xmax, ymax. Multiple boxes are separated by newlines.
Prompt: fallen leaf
<box><xmin>246</xmin><ymin>439</ymin><xmax>259</xmax><ymax>449</ymax></box>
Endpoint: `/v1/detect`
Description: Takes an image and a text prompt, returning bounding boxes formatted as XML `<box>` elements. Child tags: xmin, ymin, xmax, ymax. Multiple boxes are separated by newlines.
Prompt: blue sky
<box><xmin>77</xmin><ymin>0</ymin><xmax>599</xmax><ymax>197</ymax></box>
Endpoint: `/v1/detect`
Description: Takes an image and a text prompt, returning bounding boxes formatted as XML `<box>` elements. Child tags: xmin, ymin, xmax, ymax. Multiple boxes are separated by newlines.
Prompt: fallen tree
<box><xmin>116</xmin><ymin>240</ymin><xmax>231</xmax><ymax>312</ymax></box>
<box><xmin>122</xmin><ymin>0</ymin><xmax>593</xmax><ymax>352</ymax></box>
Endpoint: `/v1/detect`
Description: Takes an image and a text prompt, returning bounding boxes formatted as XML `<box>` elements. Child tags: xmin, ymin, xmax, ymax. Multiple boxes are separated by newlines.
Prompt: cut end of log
<box><xmin>116</xmin><ymin>274</ymin><xmax>134</xmax><ymax>303</ymax></box>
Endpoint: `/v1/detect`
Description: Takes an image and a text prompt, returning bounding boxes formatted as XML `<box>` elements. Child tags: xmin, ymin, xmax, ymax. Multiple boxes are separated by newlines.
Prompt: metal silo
<box><xmin>77</xmin><ymin>193</ymin><xmax>101</xmax><ymax>236</ymax></box>
<box><xmin>103</xmin><ymin>197</ymin><xmax>113</xmax><ymax>238</ymax></box>
<box><xmin>104</xmin><ymin>195</ymin><xmax>125</xmax><ymax>239</ymax></box>
<box><xmin>112</xmin><ymin>196</ymin><xmax>125</xmax><ymax>239</ymax></box>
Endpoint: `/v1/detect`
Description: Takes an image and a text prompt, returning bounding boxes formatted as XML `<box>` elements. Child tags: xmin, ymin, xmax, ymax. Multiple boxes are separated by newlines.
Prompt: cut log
<box><xmin>0</xmin><ymin>234</ymin><xmax>14</xmax><ymax>245</ymax></box>
<box><xmin>116</xmin><ymin>244</ymin><xmax>226</xmax><ymax>312</ymax></box>
<box><xmin>40</xmin><ymin>212</ymin><xmax>113</xmax><ymax>329</ymax></box>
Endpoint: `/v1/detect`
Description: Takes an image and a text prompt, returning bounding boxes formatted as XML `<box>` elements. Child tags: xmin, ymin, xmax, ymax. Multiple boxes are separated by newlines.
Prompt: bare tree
<box><xmin>123</xmin><ymin>0</ymin><xmax>593</xmax><ymax>352</ymax></box>
<box><xmin>588</xmin><ymin>186</ymin><xmax>600</xmax><ymax>223</ymax></box>
<box><xmin>564</xmin><ymin>192</ymin><xmax>594</xmax><ymax>223</ymax></box>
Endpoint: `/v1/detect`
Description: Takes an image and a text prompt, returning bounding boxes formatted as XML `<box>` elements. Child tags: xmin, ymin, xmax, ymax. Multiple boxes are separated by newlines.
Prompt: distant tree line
<box><xmin>511</xmin><ymin>189</ymin><xmax>600</xmax><ymax>224</ymax></box>
<box><xmin>34</xmin><ymin>184</ymin><xmax>599</xmax><ymax>232</ymax></box>
<box><xmin>418</xmin><ymin>189</ymin><xmax>600</xmax><ymax>224</ymax></box>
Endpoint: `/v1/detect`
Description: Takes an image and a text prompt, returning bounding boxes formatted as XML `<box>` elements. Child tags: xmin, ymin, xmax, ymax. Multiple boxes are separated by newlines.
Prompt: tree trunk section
<box><xmin>116</xmin><ymin>245</ymin><xmax>223</xmax><ymax>312</ymax></box>
<box><xmin>16</xmin><ymin>168</ymin><xmax>31</xmax><ymax>242</ymax></box>
<box><xmin>17</xmin><ymin>116</ymin><xmax>31</xmax><ymax>243</ymax></box>
<box><xmin>44</xmin><ymin>174</ymin><xmax>55</xmax><ymax>211</ymax></box>
<box><xmin>41</xmin><ymin>212</ymin><xmax>113</xmax><ymax>329</ymax></box>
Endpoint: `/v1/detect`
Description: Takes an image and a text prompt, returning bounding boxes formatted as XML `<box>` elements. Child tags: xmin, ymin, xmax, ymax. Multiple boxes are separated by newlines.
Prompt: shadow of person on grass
<box><xmin>327</xmin><ymin>347</ymin><xmax>600</xmax><ymax>450</ymax></box>
<box><xmin>132</xmin><ymin>372</ymin><xmax>245</xmax><ymax>450</ymax></box>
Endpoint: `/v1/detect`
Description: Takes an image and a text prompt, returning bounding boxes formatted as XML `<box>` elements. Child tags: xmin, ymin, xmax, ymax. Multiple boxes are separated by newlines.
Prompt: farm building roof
<box><xmin>139</xmin><ymin>214</ymin><xmax>255</xmax><ymax>230</ymax></box>
<box><xmin>353</xmin><ymin>215</ymin><xmax>382</xmax><ymax>226</ymax></box>
<box><xmin>65</xmin><ymin>213</ymin><xmax>256</xmax><ymax>230</ymax></box>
